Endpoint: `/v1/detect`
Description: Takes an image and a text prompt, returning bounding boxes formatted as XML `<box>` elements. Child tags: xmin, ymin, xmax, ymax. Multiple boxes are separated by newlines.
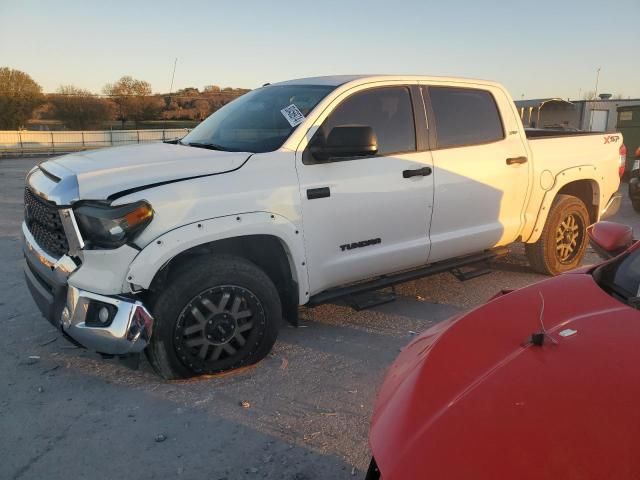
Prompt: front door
<box><xmin>296</xmin><ymin>85</ymin><xmax>434</xmax><ymax>295</ymax></box>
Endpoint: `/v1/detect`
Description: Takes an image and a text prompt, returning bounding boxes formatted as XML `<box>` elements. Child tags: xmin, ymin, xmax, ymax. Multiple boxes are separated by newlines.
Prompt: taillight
<box><xmin>619</xmin><ymin>144</ymin><xmax>627</xmax><ymax>177</ymax></box>
<box><xmin>635</xmin><ymin>146</ymin><xmax>640</xmax><ymax>158</ymax></box>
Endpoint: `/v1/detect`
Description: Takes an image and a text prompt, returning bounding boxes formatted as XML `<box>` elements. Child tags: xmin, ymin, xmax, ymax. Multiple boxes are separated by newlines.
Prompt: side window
<box><xmin>319</xmin><ymin>87</ymin><xmax>416</xmax><ymax>157</ymax></box>
<box><xmin>428</xmin><ymin>87</ymin><xmax>504</xmax><ymax>148</ymax></box>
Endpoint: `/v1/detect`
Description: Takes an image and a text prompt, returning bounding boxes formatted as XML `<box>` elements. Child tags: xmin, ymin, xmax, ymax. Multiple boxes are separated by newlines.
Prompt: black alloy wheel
<box><xmin>174</xmin><ymin>285</ymin><xmax>265</xmax><ymax>372</ymax></box>
<box><xmin>145</xmin><ymin>255</ymin><xmax>282</xmax><ymax>379</ymax></box>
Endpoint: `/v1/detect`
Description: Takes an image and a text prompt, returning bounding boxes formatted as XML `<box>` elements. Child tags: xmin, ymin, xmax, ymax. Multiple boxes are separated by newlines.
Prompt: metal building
<box><xmin>516</xmin><ymin>96</ymin><xmax>640</xmax><ymax>132</ymax></box>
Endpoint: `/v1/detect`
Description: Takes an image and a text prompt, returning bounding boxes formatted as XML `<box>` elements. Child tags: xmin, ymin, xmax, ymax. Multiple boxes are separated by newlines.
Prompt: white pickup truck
<box><xmin>22</xmin><ymin>75</ymin><xmax>624</xmax><ymax>378</ymax></box>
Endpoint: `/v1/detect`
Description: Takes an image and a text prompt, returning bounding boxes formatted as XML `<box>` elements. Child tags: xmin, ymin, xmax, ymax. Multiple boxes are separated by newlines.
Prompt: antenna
<box><xmin>538</xmin><ymin>291</ymin><xmax>546</xmax><ymax>331</ymax></box>
<box><xmin>530</xmin><ymin>291</ymin><xmax>557</xmax><ymax>346</ymax></box>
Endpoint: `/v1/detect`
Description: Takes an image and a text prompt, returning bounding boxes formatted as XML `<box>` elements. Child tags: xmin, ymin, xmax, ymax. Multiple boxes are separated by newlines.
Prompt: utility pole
<box><xmin>163</xmin><ymin>58</ymin><xmax>178</xmax><ymax>134</ymax></box>
<box><xmin>169</xmin><ymin>57</ymin><xmax>178</xmax><ymax>96</ymax></box>
<box><xmin>588</xmin><ymin>67</ymin><xmax>601</xmax><ymax>131</ymax></box>
<box><xmin>594</xmin><ymin>67</ymin><xmax>601</xmax><ymax>99</ymax></box>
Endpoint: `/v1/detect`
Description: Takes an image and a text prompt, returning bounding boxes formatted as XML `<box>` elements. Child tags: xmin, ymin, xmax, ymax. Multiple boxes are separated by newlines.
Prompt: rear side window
<box><xmin>428</xmin><ymin>87</ymin><xmax>504</xmax><ymax>148</ymax></box>
<box><xmin>321</xmin><ymin>87</ymin><xmax>416</xmax><ymax>156</ymax></box>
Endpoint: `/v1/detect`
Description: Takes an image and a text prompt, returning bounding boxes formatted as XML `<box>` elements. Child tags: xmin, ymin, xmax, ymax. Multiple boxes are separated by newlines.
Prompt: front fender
<box><xmin>126</xmin><ymin>211</ymin><xmax>310</xmax><ymax>303</ymax></box>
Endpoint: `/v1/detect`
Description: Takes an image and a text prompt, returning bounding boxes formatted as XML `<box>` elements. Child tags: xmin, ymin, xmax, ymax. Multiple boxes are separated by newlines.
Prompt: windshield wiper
<box><xmin>183</xmin><ymin>142</ymin><xmax>228</xmax><ymax>151</ymax></box>
<box><xmin>628</xmin><ymin>297</ymin><xmax>640</xmax><ymax>310</ymax></box>
<box><xmin>598</xmin><ymin>279</ymin><xmax>639</xmax><ymax>309</ymax></box>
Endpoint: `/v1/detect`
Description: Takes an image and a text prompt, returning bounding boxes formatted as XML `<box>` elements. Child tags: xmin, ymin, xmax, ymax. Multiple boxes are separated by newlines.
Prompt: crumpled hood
<box><xmin>370</xmin><ymin>274</ymin><xmax>640</xmax><ymax>479</ymax></box>
<box><xmin>40</xmin><ymin>143</ymin><xmax>251</xmax><ymax>200</ymax></box>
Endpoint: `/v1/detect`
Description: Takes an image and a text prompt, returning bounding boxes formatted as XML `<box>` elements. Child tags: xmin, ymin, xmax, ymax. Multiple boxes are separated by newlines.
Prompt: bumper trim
<box><xmin>23</xmin><ymin>221</ymin><xmax>76</xmax><ymax>327</ymax></box>
<box><xmin>23</xmin><ymin>221</ymin><xmax>60</xmax><ymax>270</ymax></box>
<box><xmin>62</xmin><ymin>287</ymin><xmax>154</xmax><ymax>355</ymax></box>
<box><xmin>600</xmin><ymin>192</ymin><xmax>622</xmax><ymax>220</ymax></box>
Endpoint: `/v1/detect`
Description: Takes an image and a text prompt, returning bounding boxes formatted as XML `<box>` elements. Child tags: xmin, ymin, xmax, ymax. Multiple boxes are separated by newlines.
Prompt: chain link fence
<box><xmin>0</xmin><ymin>129</ymin><xmax>190</xmax><ymax>156</ymax></box>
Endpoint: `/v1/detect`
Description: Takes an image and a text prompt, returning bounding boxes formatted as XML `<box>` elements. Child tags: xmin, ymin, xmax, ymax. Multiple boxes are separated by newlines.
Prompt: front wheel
<box><xmin>146</xmin><ymin>255</ymin><xmax>282</xmax><ymax>379</ymax></box>
<box><xmin>525</xmin><ymin>194</ymin><xmax>590</xmax><ymax>275</ymax></box>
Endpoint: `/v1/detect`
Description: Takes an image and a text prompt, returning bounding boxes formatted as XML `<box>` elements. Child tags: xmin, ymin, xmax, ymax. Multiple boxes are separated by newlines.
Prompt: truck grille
<box><xmin>24</xmin><ymin>187</ymin><xmax>69</xmax><ymax>258</ymax></box>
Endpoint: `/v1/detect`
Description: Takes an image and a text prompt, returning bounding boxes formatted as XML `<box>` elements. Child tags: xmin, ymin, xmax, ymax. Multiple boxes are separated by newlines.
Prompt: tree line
<box><xmin>0</xmin><ymin>67</ymin><xmax>249</xmax><ymax>130</ymax></box>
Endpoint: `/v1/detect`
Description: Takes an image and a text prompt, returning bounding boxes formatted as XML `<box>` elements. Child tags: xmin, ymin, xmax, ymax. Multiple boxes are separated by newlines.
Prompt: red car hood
<box><xmin>370</xmin><ymin>274</ymin><xmax>640</xmax><ymax>480</ymax></box>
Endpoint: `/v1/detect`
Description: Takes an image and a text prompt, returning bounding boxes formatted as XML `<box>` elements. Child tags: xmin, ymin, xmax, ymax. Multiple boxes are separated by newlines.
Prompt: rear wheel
<box><xmin>525</xmin><ymin>194</ymin><xmax>590</xmax><ymax>275</ymax></box>
<box><xmin>146</xmin><ymin>255</ymin><xmax>282</xmax><ymax>379</ymax></box>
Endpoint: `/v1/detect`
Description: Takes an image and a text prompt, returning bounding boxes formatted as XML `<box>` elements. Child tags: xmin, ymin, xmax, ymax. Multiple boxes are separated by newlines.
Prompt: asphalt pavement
<box><xmin>1</xmin><ymin>156</ymin><xmax>637</xmax><ymax>480</ymax></box>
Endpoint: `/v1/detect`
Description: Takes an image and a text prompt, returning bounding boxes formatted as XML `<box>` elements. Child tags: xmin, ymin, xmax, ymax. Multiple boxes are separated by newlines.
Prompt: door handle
<box><xmin>402</xmin><ymin>167</ymin><xmax>432</xmax><ymax>178</ymax></box>
<box><xmin>506</xmin><ymin>156</ymin><xmax>528</xmax><ymax>165</ymax></box>
<box><xmin>307</xmin><ymin>187</ymin><xmax>330</xmax><ymax>200</ymax></box>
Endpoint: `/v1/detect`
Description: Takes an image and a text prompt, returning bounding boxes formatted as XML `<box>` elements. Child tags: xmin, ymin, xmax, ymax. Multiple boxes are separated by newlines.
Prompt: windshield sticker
<box><xmin>280</xmin><ymin>104</ymin><xmax>305</xmax><ymax>127</ymax></box>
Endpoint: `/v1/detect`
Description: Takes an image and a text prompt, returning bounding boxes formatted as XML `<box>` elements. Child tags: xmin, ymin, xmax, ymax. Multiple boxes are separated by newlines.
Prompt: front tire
<box><xmin>146</xmin><ymin>255</ymin><xmax>282</xmax><ymax>379</ymax></box>
<box><xmin>525</xmin><ymin>194</ymin><xmax>590</xmax><ymax>275</ymax></box>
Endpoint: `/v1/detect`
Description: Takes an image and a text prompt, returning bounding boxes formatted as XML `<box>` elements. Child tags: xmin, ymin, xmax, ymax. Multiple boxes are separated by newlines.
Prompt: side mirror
<box><xmin>587</xmin><ymin>221</ymin><xmax>634</xmax><ymax>259</ymax></box>
<box><xmin>310</xmin><ymin>125</ymin><xmax>378</xmax><ymax>161</ymax></box>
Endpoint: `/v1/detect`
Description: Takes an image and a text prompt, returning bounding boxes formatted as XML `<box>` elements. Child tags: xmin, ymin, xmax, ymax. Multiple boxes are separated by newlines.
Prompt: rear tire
<box><xmin>525</xmin><ymin>194</ymin><xmax>590</xmax><ymax>275</ymax></box>
<box><xmin>145</xmin><ymin>255</ymin><xmax>282</xmax><ymax>379</ymax></box>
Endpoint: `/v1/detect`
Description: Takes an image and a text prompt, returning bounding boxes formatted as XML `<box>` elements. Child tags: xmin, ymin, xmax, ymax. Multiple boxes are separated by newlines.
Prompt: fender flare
<box><xmin>523</xmin><ymin>165</ymin><xmax>601</xmax><ymax>244</ymax></box>
<box><xmin>126</xmin><ymin>211</ymin><xmax>310</xmax><ymax>302</ymax></box>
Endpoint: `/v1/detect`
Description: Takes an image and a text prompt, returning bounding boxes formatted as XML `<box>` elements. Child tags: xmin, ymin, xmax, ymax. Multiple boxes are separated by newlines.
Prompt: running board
<box><xmin>307</xmin><ymin>247</ymin><xmax>509</xmax><ymax>307</ymax></box>
<box><xmin>346</xmin><ymin>288</ymin><xmax>397</xmax><ymax>311</ymax></box>
<box><xmin>451</xmin><ymin>261</ymin><xmax>493</xmax><ymax>282</ymax></box>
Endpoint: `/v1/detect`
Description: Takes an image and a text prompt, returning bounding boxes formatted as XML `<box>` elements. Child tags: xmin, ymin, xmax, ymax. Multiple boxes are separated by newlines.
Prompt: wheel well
<box><xmin>149</xmin><ymin>235</ymin><xmax>299</xmax><ymax>325</ymax></box>
<box><xmin>557</xmin><ymin>180</ymin><xmax>599</xmax><ymax>224</ymax></box>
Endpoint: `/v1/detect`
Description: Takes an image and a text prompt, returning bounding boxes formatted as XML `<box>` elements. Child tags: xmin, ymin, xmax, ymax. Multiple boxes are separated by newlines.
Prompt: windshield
<box><xmin>594</xmin><ymin>247</ymin><xmax>640</xmax><ymax>306</ymax></box>
<box><xmin>181</xmin><ymin>84</ymin><xmax>334</xmax><ymax>153</ymax></box>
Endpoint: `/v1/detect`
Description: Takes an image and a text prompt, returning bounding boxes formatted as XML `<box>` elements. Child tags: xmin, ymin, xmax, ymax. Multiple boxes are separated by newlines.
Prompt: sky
<box><xmin>1</xmin><ymin>0</ymin><xmax>639</xmax><ymax>100</ymax></box>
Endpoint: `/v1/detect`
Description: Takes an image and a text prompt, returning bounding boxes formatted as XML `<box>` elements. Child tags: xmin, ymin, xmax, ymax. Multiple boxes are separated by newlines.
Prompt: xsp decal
<box><xmin>340</xmin><ymin>238</ymin><xmax>381</xmax><ymax>252</ymax></box>
<box><xmin>604</xmin><ymin>135</ymin><xmax>620</xmax><ymax>144</ymax></box>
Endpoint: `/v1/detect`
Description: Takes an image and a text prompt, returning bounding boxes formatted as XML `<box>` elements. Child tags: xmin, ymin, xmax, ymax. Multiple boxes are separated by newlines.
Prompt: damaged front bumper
<box><xmin>61</xmin><ymin>287</ymin><xmax>153</xmax><ymax>355</ymax></box>
<box><xmin>23</xmin><ymin>222</ymin><xmax>153</xmax><ymax>355</ymax></box>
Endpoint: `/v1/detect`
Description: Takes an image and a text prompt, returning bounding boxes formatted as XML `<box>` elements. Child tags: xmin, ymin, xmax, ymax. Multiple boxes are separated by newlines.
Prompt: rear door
<box><xmin>423</xmin><ymin>85</ymin><xmax>530</xmax><ymax>262</ymax></box>
<box><xmin>296</xmin><ymin>85</ymin><xmax>434</xmax><ymax>294</ymax></box>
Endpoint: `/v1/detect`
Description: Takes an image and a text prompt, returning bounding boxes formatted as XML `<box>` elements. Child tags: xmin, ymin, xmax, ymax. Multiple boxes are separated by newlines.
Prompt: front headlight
<box><xmin>74</xmin><ymin>201</ymin><xmax>154</xmax><ymax>248</ymax></box>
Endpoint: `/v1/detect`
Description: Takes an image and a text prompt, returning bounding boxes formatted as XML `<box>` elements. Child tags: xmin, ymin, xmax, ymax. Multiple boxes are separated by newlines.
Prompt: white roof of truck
<box><xmin>270</xmin><ymin>74</ymin><xmax>500</xmax><ymax>88</ymax></box>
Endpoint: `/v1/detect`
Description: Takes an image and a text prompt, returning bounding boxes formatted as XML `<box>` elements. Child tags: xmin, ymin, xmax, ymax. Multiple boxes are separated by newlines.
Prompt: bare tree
<box><xmin>176</xmin><ymin>87</ymin><xmax>200</xmax><ymax>97</ymax></box>
<box><xmin>103</xmin><ymin>76</ymin><xmax>157</xmax><ymax>127</ymax></box>
<box><xmin>50</xmin><ymin>85</ymin><xmax>114</xmax><ymax>129</ymax></box>
<box><xmin>193</xmin><ymin>99</ymin><xmax>211</xmax><ymax>121</ymax></box>
<box><xmin>0</xmin><ymin>67</ymin><xmax>43</xmax><ymax>129</ymax></box>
